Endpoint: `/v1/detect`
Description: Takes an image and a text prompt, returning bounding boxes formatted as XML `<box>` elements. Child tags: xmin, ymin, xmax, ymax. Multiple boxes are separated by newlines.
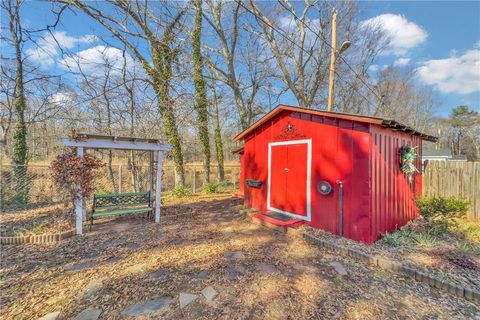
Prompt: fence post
<box><xmin>118</xmin><ymin>164</ymin><xmax>122</xmax><ymax>193</ymax></box>
<box><xmin>0</xmin><ymin>155</ymin><xmax>3</xmax><ymax>211</ymax></box>
<box><xmin>192</xmin><ymin>165</ymin><xmax>196</xmax><ymax>193</ymax></box>
<box><xmin>233</xmin><ymin>167</ymin><xmax>237</xmax><ymax>190</ymax></box>
<box><xmin>173</xmin><ymin>167</ymin><xmax>177</xmax><ymax>189</ymax></box>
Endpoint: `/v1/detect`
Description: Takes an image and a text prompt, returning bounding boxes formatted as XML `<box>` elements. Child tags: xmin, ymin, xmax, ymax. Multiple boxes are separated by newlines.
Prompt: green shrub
<box><xmin>168</xmin><ymin>187</ymin><xmax>192</xmax><ymax>198</ymax></box>
<box><xmin>412</xmin><ymin>233</ymin><xmax>437</xmax><ymax>247</ymax></box>
<box><xmin>416</xmin><ymin>196</ymin><xmax>469</xmax><ymax>221</ymax></box>
<box><xmin>202</xmin><ymin>183</ymin><xmax>219</xmax><ymax>194</ymax></box>
<box><xmin>415</xmin><ymin>196</ymin><xmax>469</xmax><ymax>234</ymax></box>
<box><xmin>382</xmin><ymin>231</ymin><xmax>413</xmax><ymax>248</ymax></box>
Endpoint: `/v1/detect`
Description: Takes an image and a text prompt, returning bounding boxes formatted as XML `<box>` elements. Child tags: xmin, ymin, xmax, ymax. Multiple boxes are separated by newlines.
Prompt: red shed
<box><xmin>233</xmin><ymin>105</ymin><xmax>437</xmax><ymax>244</ymax></box>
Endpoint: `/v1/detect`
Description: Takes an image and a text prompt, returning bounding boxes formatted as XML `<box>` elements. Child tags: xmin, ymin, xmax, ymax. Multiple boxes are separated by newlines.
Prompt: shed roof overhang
<box><xmin>60</xmin><ymin>133</ymin><xmax>172</xmax><ymax>151</ymax></box>
<box><xmin>233</xmin><ymin>105</ymin><xmax>438</xmax><ymax>143</ymax></box>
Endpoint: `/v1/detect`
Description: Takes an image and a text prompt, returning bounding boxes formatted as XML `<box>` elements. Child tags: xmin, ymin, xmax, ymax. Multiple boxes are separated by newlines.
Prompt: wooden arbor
<box><xmin>61</xmin><ymin>133</ymin><xmax>171</xmax><ymax>235</ymax></box>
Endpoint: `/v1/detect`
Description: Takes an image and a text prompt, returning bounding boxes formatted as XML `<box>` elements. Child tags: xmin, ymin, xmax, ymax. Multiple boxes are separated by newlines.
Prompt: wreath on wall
<box><xmin>400</xmin><ymin>145</ymin><xmax>418</xmax><ymax>182</ymax></box>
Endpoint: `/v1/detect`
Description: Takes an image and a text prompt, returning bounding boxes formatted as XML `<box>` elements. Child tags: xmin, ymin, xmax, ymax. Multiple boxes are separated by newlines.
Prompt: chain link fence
<box><xmin>0</xmin><ymin>163</ymin><xmax>240</xmax><ymax>212</ymax></box>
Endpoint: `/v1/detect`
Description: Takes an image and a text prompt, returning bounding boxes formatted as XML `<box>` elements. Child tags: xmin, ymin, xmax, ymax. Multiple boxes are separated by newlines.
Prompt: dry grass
<box><xmin>1</xmin><ymin>195</ymin><xmax>478</xmax><ymax>319</ymax></box>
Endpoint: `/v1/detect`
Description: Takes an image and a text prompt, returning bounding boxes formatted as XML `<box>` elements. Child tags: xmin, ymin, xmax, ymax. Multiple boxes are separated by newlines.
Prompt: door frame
<box><xmin>267</xmin><ymin>139</ymin><xmax>312</xmax><ymax>221</ymax></box>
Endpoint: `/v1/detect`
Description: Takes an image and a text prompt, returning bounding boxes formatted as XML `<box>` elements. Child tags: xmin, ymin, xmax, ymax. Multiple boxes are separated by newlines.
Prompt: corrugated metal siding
<box><xmin>370</xmin><ymin>126</ymin><xmax>422</xmax><ymax>241</ymax></box>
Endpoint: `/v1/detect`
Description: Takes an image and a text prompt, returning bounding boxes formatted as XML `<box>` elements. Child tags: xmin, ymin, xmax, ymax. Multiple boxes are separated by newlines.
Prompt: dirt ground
<box><xmin>1</xmin><ymin>194</ymin><xmax>479</xmax><ymax>319</ymax></box>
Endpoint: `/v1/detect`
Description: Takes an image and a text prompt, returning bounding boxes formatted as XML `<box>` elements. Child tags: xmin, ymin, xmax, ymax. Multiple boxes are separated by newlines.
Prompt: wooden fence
<box><xmin>423</xmin><ymin>161</ymin><xmax>480</xmax><ymax>220</ymax></box>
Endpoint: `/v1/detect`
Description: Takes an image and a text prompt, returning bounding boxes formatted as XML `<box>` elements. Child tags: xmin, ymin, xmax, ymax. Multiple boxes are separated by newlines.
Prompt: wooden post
<box><xmin>150</xmin><ymin>151</ymin><xmax>154</xmax><ymax>204</ymax></box>
<box><xmin>155</xmin><ymin>151</ymin><xmax>163</xmax><ymax>223</ymax></box>
<box><xmin>192</xmin><ymin>165</ymin><xmax>196</xmax><ymax>193</ymax></box>
<box><xmin>75</xmin><ymin>147</ymin><xmax>85</xmax><ymax>235</ymax></box>
<box><xmin>118</xmin><ymin>164</ymin><xmax>122</xmax><ymax>193</ymax></box>
<box><xmin>327</xmin><ymin>9</ymin><xmax>338</xmax><ymax>112</ymax></box>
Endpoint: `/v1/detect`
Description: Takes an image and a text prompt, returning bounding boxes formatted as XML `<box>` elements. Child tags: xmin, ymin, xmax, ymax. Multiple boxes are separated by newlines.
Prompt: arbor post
<box><xmin>75</xmin><ymin>147</ymin><xmax>85</xmax><ymax>235</ymax></box>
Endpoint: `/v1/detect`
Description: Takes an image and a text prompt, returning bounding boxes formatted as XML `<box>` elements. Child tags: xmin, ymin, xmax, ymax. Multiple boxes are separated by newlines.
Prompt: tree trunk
<box><xmin>211</xmin><ymin>79</ymin><xmax>225</xmax><ymax>182</ymax></box>
<box><xmin>152</xmin><ymin>45</ymin><xmax>185</xmax><ymax>188</ymax></box>
<box><xmin>8</xmin><ymin>0</ymin><xmax>28</xmax><ymax>203</ymax></box>
<box><xmin>193</xmin><ymin>0</ymin><xmax>211</xmax><ymax>184</ymax></box>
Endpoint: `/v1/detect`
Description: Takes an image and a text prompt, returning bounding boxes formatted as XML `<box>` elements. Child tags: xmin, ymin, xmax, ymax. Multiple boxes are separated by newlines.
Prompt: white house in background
<box><xmin>422</xmin><ymin>149</ymin><xmax>467</xmax><ymax>170</ymax></box>
<box><xmin>422</xmin><ymin>149</ymin><xmax>453</xmax><ymax>162</ymax></box>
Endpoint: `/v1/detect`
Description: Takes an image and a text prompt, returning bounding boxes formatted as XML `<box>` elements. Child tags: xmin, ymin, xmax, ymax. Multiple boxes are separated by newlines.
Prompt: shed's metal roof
<box><xmin>233</xmin><ymin>105</ymin><xmax>438</xmax><ymax>142</ymax></box>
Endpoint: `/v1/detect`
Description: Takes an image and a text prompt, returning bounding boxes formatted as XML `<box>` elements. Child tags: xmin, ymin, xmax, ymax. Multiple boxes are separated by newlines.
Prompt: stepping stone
<box><xmin>256</xmin><ymin>263</ymin><xmax>279</xmax><ymax>275</ymax></box>
<box><xmin>224</xmin><ymin>251</ymin><xmax>245</xmax><ymax>261</ymax></box>
<box><xmin>125</xmin><ymin>243</ymin><xmax>142</xmax><ymax>250</ymax></box>
<box><xmin>123</xmin><ymin>263</ymin><xmax>147</xmax><ymax>275</ymax></box>
<box><xmin>65</xmin><ymin>261</ymin><xmax>96</xmax><ymax>271</ymax></box>
<box><xmin>201</xmin><ymin>286</ymin><xmax>218</xmax><ymax>301</ymax></box>
<box><xmin>179</xmin><ymin>293</ymin><xmax>198</xmax><ymax>309</ymax></box>
<box><xmin>84</xmin><ymin>279</ymin><xmax>103</xmax><ymax>298</ymax></box>
<box><xmin>191</xmin><ymin>271</ymin><xmax>208</xmax><ymax>281</ymax></box>
<box><xmin>39</xmin><ymin>311</ymin><xmax>61</xmax><ymax>320</ymax></box>
<box><xmin>85</xmin><ymin>251</ymin><xmax>101</xmax><ymax>259</ymax></box>
<box><xmin>105</xmin><ymin>256</ymin><xmax>122</xmax><ymax>264</ymax></box>
<box><xmin>226</xmin><ymin>265</ymin><xmax>247</xmax><ymax>279</ymax></box>
<box><xmin>121</xmin><ymin>298</ymin><xmax>172</xmax><ymax>316</ymax></box>
<box><xmin>329</xmin><ymin>261</ymin><xmax>348</xmax><ymax>276</ymax></box>
<box><xmin>222</xmin><ymin>227</ymin><xmax>234</xmax><ymax>234</ymax></box>
<box><xmin>74</xmin><ymin>308</ymin><xmax>102</xmax><ymax>320</ymax></box>
<box><xmin>149</xmin><ymin>269</ymin><xmax>167</xmax><ymax>280</ymax></box>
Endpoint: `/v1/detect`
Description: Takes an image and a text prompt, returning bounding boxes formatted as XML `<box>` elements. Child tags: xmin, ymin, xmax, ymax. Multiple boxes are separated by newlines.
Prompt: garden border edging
<box><xmin>1</xmin><ymin>229</ymin><xmax>75</xmax><ymax>245</ymax></box>
<box><xmin>294</xmin><ymin>229</ymin><xmax>480</xmax><ymax>304</ymax></box>
<box><xmin>239</xmin><ymin>210</ymin><xmax>479</xmax><ymax>304</ymax></box>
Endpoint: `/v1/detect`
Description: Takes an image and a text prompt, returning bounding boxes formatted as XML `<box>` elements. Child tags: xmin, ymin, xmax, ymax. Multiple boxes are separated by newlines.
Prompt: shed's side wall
<box><xmin>369</xmin><ymin>126</ymin><xmax>423</xmax><ymax>241</ymax></box>
<box><xmin>242</xmin><ymin>110</ymin><xmax>373</xmax><ymax>243</ymax></box>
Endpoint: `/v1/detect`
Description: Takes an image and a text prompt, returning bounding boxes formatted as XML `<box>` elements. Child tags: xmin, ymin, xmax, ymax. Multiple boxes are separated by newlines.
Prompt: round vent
<box><xmin>317</xmin><ymin>181</ymin><xmax>333</xmax><ymax>195</ymax></box>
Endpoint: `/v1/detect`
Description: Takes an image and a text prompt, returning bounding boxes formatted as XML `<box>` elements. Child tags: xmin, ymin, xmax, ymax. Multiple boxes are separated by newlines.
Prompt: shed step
<box><xmin>251</xmin><ymin>212</ymin><xmax>305</xmax><ymax>233</ymax></box>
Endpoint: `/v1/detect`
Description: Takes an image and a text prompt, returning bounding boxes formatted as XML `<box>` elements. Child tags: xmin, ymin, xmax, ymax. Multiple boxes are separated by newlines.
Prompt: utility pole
<box><xmin>327</xmin><ymin>9</ymin><xmax>338</xmax><ymax>112</ymax></box>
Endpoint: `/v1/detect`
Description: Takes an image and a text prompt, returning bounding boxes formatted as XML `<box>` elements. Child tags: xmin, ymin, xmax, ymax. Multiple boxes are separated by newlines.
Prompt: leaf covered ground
<box><xmin>1</xmin><ymin>194</ymin><xmax>479</xmax><ymax>319</ymax></box>
<box><xmin>305</xmin><ymin>217</ymin><xmax>480</xmax><ymax>292</ymax></box>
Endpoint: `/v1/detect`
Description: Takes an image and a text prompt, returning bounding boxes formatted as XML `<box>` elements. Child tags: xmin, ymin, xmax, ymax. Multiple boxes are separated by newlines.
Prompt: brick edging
<box><xmin>1</xmin><ymin>229</ymin><xmax>75</xmax><ymax>245</ymax></box>
<box><xmin>296</xmin><ymin>230</ymin><xmax>479</xmax><ymax>304</ymax></box>
<box><xmin>239</xmin><ymin>211</ymin><xmax>479</xmax><ymax>304</ymax></box>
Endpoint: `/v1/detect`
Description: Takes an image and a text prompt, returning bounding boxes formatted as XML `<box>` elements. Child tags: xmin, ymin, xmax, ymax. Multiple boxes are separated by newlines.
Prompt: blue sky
<box><xmin>7</xmin><ymin>1</ymin><xmax>480</xmax><ymax>118</ymax></box>
<box><xmin>359</xmin><ymin>1</ymin><xmax>480</xmax><ymax>115</ymax></box>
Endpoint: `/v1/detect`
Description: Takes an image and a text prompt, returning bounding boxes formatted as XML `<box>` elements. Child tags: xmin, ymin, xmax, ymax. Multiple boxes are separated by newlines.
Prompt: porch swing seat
<box><xmin>90</xmin><ymin>191</ymin><xmax>153</xmax><ymax>229</ymax></box>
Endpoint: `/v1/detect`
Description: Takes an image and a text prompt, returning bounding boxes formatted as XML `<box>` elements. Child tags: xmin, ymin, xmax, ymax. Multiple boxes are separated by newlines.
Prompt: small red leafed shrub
<box><xmin>50</xmin><ymin>149</ymin><xmax>104</xmax><ymax>206</ymax></box>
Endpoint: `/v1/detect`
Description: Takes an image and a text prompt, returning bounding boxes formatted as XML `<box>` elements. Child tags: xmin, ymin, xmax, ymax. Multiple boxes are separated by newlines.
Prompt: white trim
<box><xmin>155</xmin><ymin>151</ymin><xmax>163</xmax><ymax>223</ymax></box>
<box><xmin>75</xmin><ymin>147</ymin><xmax>85</xmax><ymax>235</ymax></box>
<box><xmin>267</xmin><ymin>139</ymin><xmax>312</xmax><ymax>221</ymax></box>
<box><xmin>60</xmin><ymin>137</ymin><xmax>171</xmax><ymax>152</ymax></box>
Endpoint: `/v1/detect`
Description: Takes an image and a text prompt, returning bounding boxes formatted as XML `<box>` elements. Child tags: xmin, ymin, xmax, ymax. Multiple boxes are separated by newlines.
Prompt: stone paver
<box><xmin>148</xmin><ymin>269</ymin><xmax>167</xmax><ymax>280</ymax></box>
<box><xmin>74</xmin><ymin>308</ymin><xmax>102</xmax><ymax>320</ymax></box>
<box><xmin>225</xmin><ymin>265</ymin><xmax>247</xmax><ymax>279</ymax></box>
<box><xmin>121</xmin><ymin>298</ymin><xmax>172</xmax><ymax>316</ymax></box>
<box><xmin>224</xmin><ymin>251</ymin><xmax>245</xmax><ymax>261</ymax></box>
<box><xmin>123</xmin><ymin>263</ymin><xmax>147</xmax><ymax>274</ymax></box>
<box><xmin>179</xmin><ymin>293</ymin><xmax>198</xmax><ymax>309</ymax></box>
<box><xmin>255</xmin><ymin>263</ymin><xmax>279</xmax><ymax>275</ymax></box>
<box><xmin>329</xmin><ymin>261</ymin><xmax>348</xmax><ymax>276</ymax></box>
<box><xmin>201</xmin><ymin>286</ymin><xmax>218</xmax><ymax>301</ymax></box>
<box><xmin>39</xmin><ymin>311</ymin><xmax>60</xmax><ymax>320</ymax></box>
<box><xmin>191</xmin><ymin>271</ymin><xmax>208</xmax><ymax>281</ymax></box>
<box><xmin>172</xmin><ymin>238</ymin><xmax>184</xmax><ymax>245</ymax></box>
<box><xmin>65</xmin><ymin>261</ymin><xmax>97</xmax><ymax>271</ymax></box>
<box><xmin>84</xmin><ymin>279</ymin><xmax>103</xmax><ymax>298</ymax></box>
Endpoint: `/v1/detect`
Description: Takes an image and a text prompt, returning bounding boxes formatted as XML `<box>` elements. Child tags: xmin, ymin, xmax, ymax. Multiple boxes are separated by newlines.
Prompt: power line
<box><xmin>276</xmin><ymin>1</ymin><xmax>384</xmax><ymax>105</ymax></box>
<box><xmin>233</xmin><ymin>0</ymin><xmax>380</xmax><ymax>110</ymax></box>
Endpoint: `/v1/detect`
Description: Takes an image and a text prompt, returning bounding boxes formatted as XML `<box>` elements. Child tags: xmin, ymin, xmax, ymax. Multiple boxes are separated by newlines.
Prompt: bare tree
<box><xmin>68</xmin><ymin>0</ymin><xmax>188</xmax><ymax>187</ymax></box>
<box><xmin>203</xmin><ymin>0</ymin><xmax>272</xmax><ymax>129</ymax></box>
